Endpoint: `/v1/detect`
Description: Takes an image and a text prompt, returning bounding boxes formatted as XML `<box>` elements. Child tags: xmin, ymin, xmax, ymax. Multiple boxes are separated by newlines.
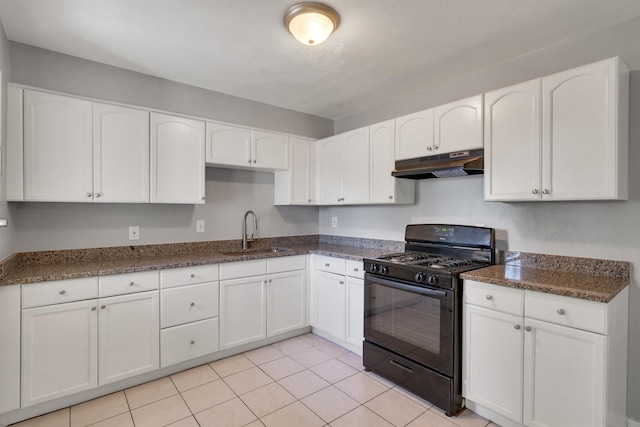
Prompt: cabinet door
<box><xmin>542</xmin><ymin>57</ymin><xmax>627</xmax><ymax>200</ymax></box>
<box><xmin>98</xmin><ymin>291</ymin><xmax>159</xmax><ymax>385</ymax></box>
<box><xmin>93</xmin><ymin>103</ymin><xmax>150</xmax><ymax>203</ymax></box>
<box><xmin>252</xmin><ymin>130</ymin><xmax>289</xmax><ymax>170</ymax></box>
<box><xmin>7</xmin><ymin>85</ymin><xmax>24</xmax><ymax>201</ymax></box>
<box><xmin>205</xmin><ymin>122</ymin><xmax>251</xmax><ymax>167</ymax></box>
<box><xmin>289</xmin><ymin>137</ymin><xmax>314</xmax><ymax>204</ymax></box>
<box><xmin>484</xmin><ymin>79</ymin><xmax>542</xmax><ymax>201</ymax></box>
<box><xmin>0</xmin><ymin>286</ymin><xmax>20</xmax><ymax>413</ymax></box>
<box><xmin>220</xmin><ymin>277</ymin><xmax>266</xmax><ymax>349</ymax></box>
<box><xmin>434</xmin><ymin>94</ymin><xmax>483</xmax><ymax>154</ymax></box>
<box><xmin>342</xmin><ymin>127</ymin><xmax>370</xmax><ymax>204</ymax></box>
<box><xmin>394</xmin><ymin>108</ymin><xmax>434</xmax><ymax>160</ymax></box>
<box><xmin>151</xmin><ymin>112</ymin><xmax>205</xmax><ymax>204</ymax></box>
<box><xmin>22</xmin><ymin>299</ymin><xmax>98</xmax><ymax>407</ymax></box>
<box><xmin>345</xmin><ymin>277</ymin><xmax>364</xmax><ymax>351</ymax></box>
<box><xmin>267</xmin><ymin>271</ymin><xmax>305</xmax><ymax>337</ymax></box>
<box><xmin>463</xmin><ymin>304</ymin><xmax>524</xmax><ymax>423</ymax></box>
<box><xmin>24</xmin><ymin>90</ymin><xmax>93</xmax><ymax>202</ymax></box>
<box><xmin>311</xmin><ymin>271</ymin><xmax>346</xmax><ymax>340</ymax></box>
<box><xmin>316</xmin><ymin>136</ymin><xmax>343</xmax><ymax>205</ymax></box>
<box><xmin>523</xmin><ymin>318</ymin><xmax>605</xmax><ymax>427</ymax></box>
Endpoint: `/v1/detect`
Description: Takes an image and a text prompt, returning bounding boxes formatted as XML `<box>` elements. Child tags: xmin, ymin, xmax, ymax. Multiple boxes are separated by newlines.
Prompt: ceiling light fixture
<box><xmin>283</xmin><ymin>2</ymin><xmax>340</xmax><ymax>46</ymax></box>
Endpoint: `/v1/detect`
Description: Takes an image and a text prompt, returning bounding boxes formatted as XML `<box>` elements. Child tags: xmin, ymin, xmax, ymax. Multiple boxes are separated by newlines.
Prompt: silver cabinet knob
<box><xmin>201</xmin><ymin>197</ymin><xmax>205</xmax><ymax>201</ymax></box>
<box><xmin>101</xmin><ymin>305</ymin><xmax>106</xmax><ymax>309</ymax></box>
<box><xmin>388</xmin><ymin>195</ymin><xmax>393</xmax><ymax>200</ymax></box>
<box><xmin>59</xmin><ymin>290</ymin><xmax>66</xmax><ymax>295</ymax></box>
<box><xmin>190</xmin><ymin>340</ymin><xmax>195</xmax><ymax>345</ymax></box>
<box><xmin>543</xmin><ymin>189</ymin><xmax>550</xmax><ymax>194</ymax></box>
<box><xmin>308</xmin><ymin>199</ymin><xmax>312</xmax><ymax>203</ymax></box>
<box><xmin>427</xmin><ymin>146</ymin><xmax>433</xmax><ymax>151</ymax></box>
<box><xmin>557</xmin><ymin>308</ymin><xmax>565</xmax><ymax>315</ymax></box>
<box><xmin>354</xmin><ymin>268</ymin><xmax>359</xmax><ymax>272</ymax></box>
<box><xmin>325</xmin><ymin>263</ymin><xmax>330</xmax><ymax>267</ymax></box>
<box><xmin>514</xmin><ymin>324</ymin><xmax>521</xmax><ymax>330</ymax></box>
<box><xmin>91</xmin><ymin>307</ymin><xmax>97</xmax><ymax>311</ymax></box>
<box><xmin>532</xmin><ymin>189</ymin><xmax>539</xmax><ymax>194</ymax></box>
<box><xmin>485</xmin><ymin>295</ymin><xmax>493</xmax><ymax>300</ymax></box>
<box><xmin>525</xmin><ymin>326</ymin><xmax>532</xmax><ymax>332</ymax></box>
<box><xmin>253</xmin><ymin>159</ymin><xmax>257</xmax><ymax>163</ymax></box>
<box><xmin>268</xmin><ymin>279</ymin><xmax>272</xmax><ymax>283</ymax></box>
<box><xmin>129</xmin><ymin>281</ymin><xmax>135</xmax><ymax>286</ymax></box>
<box><xmin>340</xmin><ymin>280</ymin><xmax>344</xmax><ymax>285</ymax></box>
<box><xmin>190</xmin><ymin>302</ymin><xmax>195</xmax><ymax>307</ymax></box>
<box><xmin>86</xmin><ymin>193</ymin><xmax>92</xmax><ymax>197</ymax></box>
<box><xmin>433</xmin><ymin>145</ymin><xmax>439</xmax><ymax>151</ymax></box>
<box><xmin>95</xmin><ymin>193</ymin><xmax>101</xmax><ymax>198</ymax></box>
<box><xmin>190</xmin><ymin>274</ymin><xmax>195</xmax><ymax>278</ymax></box>
<box><xmin>248</xmin><ymin>159</ymin><xmax>252</xmax><ymax>164</ymax></box>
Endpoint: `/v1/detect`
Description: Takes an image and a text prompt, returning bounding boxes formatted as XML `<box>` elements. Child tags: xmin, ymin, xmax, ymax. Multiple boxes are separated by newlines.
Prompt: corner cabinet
<box><xmin>274</xmin><ymin>137</ymin><xmax>316</xmax><ymax>205</ymax></box>
<box><xmin>463</xmin><ymin>280</ymin><xmax>629</xmax><ymax>427</ymax></box>
<box><xmin>485</xmin><ymin>56</ymin><xmax>629</xmax><ymax>201</ymax></box>
<box><xmin>150</xmin><ymin>113</ymin><xmax>205</xmax><ymax>204</ymax></box>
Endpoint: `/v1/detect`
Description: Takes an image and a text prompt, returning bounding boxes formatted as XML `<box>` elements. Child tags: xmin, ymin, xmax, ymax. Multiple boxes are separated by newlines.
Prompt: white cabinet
<box><xmin>369</xmin><ymin>120</ymin><xmax>415</xmax><ymax>204</ymax></box>
<box><xmin>275</xmin><ymin>137</ymin><xmax>316</xmax><ymax>205</ymax></box>
<box><xmin>220</xmin><ymin>276</ymin><xmax>267</xmax><ymax>349</ymax></box>
<box><xmin>345</xmin><ymin>276</ymin><xmax>364</xmax><ymax>348</ymax></box>
<box><xmin>7</xmin><ymin>85</ymin><xmax>24</xmax><ymax>201</ymax></box>
<box><xmin>394</xmin><ymin>108</ymin><xmax>434</xmax><ymax>160</ymax></box>
<box><xmin>485</xmin><ymin>57</ymin><xmax>629</xmax><ymax>201</ymax></box>
<box><xmin>463</xmin><ymin>279</ymin><xmax>629</xmax><ymax>427</ymax></box>
<box><xmin>151</xmin><ymin>112</ymin><xmax>205</xmax><ymax>204</ymax></box>
<box><xmin>317</xmin><ymin>127</ymin><xmax>370</xmax><ymax>205</ymax></box>
<box><xmin>267</xmin><ymin>271</ymin><xmax>306</xmax><ymax>336</ymax></box>
<box><xmin>0</xmin><ymin>286</ymin><xmax>21</xmax><ymax>413</ymax></box>
<box><xmin>206</xmin><ymin>122</ymin><xmax>289</xmax><ymax>170</ymax></box>
<box><xmin>434</xmin><ymin>94</ymin><xmax>483</xmax><ymax>154</ymax></box>
<box><xmin>312</xmin><ymin>270</ymin><xmax>346</xmax><ymax>340</ymax></box>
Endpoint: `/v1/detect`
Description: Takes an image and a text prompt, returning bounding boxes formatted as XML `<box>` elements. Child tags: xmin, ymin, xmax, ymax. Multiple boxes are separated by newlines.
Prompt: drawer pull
<box><xmin>340</xmin><ymin>280</ymin><xmax>344</xmax><ymax>285</ymax></box>
<box><xmin>129</xmin><ymin>281</ymin><xmax>135</xmax><ymax>286</ymax></box>
<box><xmin>190</xmin><ymin>302</ymin><xmax>195</xmax><ymax>307</ymax></box>
<box><xmin>101</xmin><ymin>305</ymin><xmax>106</xmax><ymax>309</ymax></box>
<box><xmin>514</xmin><ymin>324</ymin><xmax>521</xmax><ymax>330</ymax></box>
<box><xmin>190</xmin><ymin>274</ymin><xmax>196</xmax><ymax>278</ymax></box>
<box><xmin>557</xmin><ymin>308</ymin><xmax>565</xmax><ymax>315</ymax></box>
<box><xmin>389</xmin><ymin>358</ymin><xmax>413</xmax><ymax>373</ymax></box>
<box><xmin>525</xmin><ymin>326</ymin><xmax>532</xmax><ymax>332</ymax></box>
<box><xmin>91</xmin><ymin>307</ymin><xmax>97</xmax><ymax>311</ymax></box>
<box><xmin>354</xmin><ymin>268</ymin><xmax>359</xmax><ymax>272</ymax></box>
<box><xmin>190</xmin><ymin>340</ymin><xmax>195</xmax><ymax>345</ymax></box>
<box><xmin>325</xmin><ymin>263</ymin><xmax>330</xmax><ymax>267</ymax></box>
<box><xmin>59</xmin><ymin>290</ymin><xmax>66</xmax><ymax>295</ymax></box>
<box><xmin>485</xmin><ymin>295</ymin><xmax>493</xmax><ymax>300</ymax></box>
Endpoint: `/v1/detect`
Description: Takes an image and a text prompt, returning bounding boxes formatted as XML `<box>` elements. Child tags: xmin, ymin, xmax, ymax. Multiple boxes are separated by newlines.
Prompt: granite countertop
<box><xmin>0</xmin><ymin>235</ymin><xmax>402</xmax><ymax>287</ymax></box>
<box><xmin>461</xmin><ymin>251</ymin><xmax>630</xmax><ymax>303</ymax></box>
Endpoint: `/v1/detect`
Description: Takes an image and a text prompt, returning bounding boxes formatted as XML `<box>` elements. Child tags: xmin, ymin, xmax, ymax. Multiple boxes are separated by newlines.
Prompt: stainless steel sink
<box><xmin>221</xmin><ymin>247</ymin><xmax>292</xmax><ymax>257</ymax></box>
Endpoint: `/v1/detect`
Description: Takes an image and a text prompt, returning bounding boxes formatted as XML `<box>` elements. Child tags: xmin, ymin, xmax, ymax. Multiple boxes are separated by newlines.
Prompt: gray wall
<box><xmin>0</xmin><ymin>22</ymin><xmax>12</xmax><ymax>260</ymax></box>
<box><xmin>326</xmin><ymin>19</ymin><xmax>640</xmax><ymax>422</ymax></box>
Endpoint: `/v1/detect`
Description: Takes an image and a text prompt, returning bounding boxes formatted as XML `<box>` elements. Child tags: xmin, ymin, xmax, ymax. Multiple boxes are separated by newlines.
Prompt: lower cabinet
<box><xmin>0</xmin><ymin>286</ymin><xmax>20</xmax><ymax>414</ymax></box>
<box><xmin>267</xmin><ymin>271</ymin><xmax>306</xmax><ymax>336</ymax></box>
<box><xmin>312</xmin><ymin>271</ymin><xmax>346</xmax><ymax>341</ymax></box>
<box><xmin>463</xmin><ymin>279</ymin><xmax>628</xmax><ymax>427</ymax></box>
<box><xmin>220</xmin><ymin>276</ymin><xmax>267</xmax><ymax>349</ymax></box>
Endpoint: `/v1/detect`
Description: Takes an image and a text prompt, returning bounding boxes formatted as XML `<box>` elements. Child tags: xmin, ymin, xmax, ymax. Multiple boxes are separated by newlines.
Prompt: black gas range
<box><xmin>362</xmin><ymin>224</ymin><xmax>495</xmax><ymax>416</ymax></box>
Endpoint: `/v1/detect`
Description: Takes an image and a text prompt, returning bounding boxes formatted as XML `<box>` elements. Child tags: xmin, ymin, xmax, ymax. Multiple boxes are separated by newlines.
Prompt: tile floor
<box><xmin>10</xmin><ymin>334</ymin><xmax>498</xmax><ymax>427</ymax></box>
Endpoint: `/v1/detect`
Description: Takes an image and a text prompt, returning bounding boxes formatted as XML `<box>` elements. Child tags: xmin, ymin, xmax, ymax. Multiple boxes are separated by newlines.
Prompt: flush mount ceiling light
<box><xmin>283</xmin><ymin>2</ymin><xmax>340</xmax><ymax>46</ymax></box>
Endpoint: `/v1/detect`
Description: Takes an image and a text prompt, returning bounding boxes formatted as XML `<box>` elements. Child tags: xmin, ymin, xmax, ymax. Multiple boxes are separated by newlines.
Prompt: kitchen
<box><xmin>0</xmin><ymin>1</ymin><xmax>639</xmax><ymax>426</ymax></box>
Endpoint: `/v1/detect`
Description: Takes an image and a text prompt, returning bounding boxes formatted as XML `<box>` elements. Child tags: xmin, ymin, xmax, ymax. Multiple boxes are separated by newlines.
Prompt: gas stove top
<box><xmin>375</xmin><ymin>251</ymin><xmax>482</xmax><ymax>271</ymax></box>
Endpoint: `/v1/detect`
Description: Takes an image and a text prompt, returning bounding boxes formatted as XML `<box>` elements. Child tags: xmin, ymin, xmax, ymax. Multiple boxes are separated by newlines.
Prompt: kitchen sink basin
<box><xmin>221</xmin><ymin>247</ymin><xmax>292</xmax><ymax>257</ymax></box>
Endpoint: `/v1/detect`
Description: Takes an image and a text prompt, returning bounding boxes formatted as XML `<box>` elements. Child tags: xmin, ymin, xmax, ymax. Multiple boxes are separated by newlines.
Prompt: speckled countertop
<box><xmin>461</xmin><ymin>251</ymin><xmax>630</xmax><ymax>302</ymax></box>
<box><xmin>0</xmin><ymin>235</ymin><xmax>403</xmax><ymax>286</ymax></box>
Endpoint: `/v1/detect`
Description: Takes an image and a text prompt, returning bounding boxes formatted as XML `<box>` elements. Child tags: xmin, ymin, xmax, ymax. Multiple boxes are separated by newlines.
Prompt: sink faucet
<box><xmin>242</xmin><ymin>210</ymin><xmax>258</xmax><ymax>250</ymax></box>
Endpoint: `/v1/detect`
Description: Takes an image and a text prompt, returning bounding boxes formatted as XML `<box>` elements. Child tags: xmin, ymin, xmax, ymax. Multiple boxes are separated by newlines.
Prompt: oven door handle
<box><xmin>367</xmin><ymin>275</ymin><xmax>448</xmax><ymax>299</ymax></box>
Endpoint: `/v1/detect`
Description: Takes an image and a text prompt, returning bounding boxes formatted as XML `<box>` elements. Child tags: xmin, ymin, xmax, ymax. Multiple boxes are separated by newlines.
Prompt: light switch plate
<box><xmin>196</xmin><ymin>220</ymin><xmax>205</xmax><ymax>233</ymax></box>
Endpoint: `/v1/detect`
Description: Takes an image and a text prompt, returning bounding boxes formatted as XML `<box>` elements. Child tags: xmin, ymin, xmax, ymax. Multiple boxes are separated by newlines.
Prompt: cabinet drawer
<box><xmin>346</xmin><ymin>260</ymin><xmax>364</xmax><ymax>279</ymax></box>
<box><xmin>161</xmin><ymin>317</ymin><xmax>219</xmax><ymax>367</ymax></box>
<box><xmin>464</xmin><ymin>280</ymin><xmax>524</xmax><ymax>316</ymax></box>
<box><xmin>219</xmin><ymin>259</ymin><xmax>266</xmax><ymax>280</ymax></box>
<box><xmin>22</xmin><ymin>277</ymin><xmax>99</xmax><ymax>308</ymax></box>
<box><xmin>99</xmin><ymin>271</ymin><xmax>159</xmax><ymax>297</ymax></box>
<box><xmin>314</xmin><ymin>255</ymin><xmax>346</xmax><ymax>275</ymax></box>
<box><xmin>525</xmin><ymin>291</ymin><xmax>607</xmax><ymax>334</ymax></box>
<box><xmin>268</xmin><ymin>255</ymin><xmax>306</xmax><ymax>274</ymax></box>
<box><xmin>161</xmin><ymin>282</ymin><xmax>219</xmax><ymax>328</ymax></box>
<box><xmin>160</xmin><ymin>264</ymin><xmax>219</xmax><ymax>289</ymax></box>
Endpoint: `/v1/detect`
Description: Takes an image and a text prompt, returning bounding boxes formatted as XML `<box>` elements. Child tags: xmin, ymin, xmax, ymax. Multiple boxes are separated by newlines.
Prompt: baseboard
<box><xmin>628</xmin><ymin>417</ymin><xmax>640</xmax><ymax>427</ymax></box>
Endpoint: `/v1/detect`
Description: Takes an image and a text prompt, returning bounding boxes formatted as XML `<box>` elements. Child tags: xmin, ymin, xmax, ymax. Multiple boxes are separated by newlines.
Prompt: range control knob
<box><xmin>415</xmin><ymin>272</ymin><xmax>426</xmax><ymax>282</ymax></box>
<box><xmin>426</xmin><ymin>275</ymin><xmax>439</xmax><ymax>285</ymax></box>
<box><xmin>380</xmin><ymin>266</ymin><xmax>389</xmax><ymax>275</ymax></box>
<box><xmin>369</xmin><ymin>264</ymin><xmax>379</xmax><ymax>273</ymax></box>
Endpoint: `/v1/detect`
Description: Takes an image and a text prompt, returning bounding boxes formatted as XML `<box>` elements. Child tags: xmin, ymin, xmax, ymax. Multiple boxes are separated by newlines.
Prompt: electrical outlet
<box><xmin>196</xmin><ymin>220</ymin><xmax>205</xmax><ymax>233</ymax></box>
<box><xmin>129</xmin><ymin>226</ymin><xmax>140</xmax><ymax>240</ymax></box>
<box><xmin>331</xmin><ymin>217</ymin><xmax>338</xmax><ymax>228</ymax></box>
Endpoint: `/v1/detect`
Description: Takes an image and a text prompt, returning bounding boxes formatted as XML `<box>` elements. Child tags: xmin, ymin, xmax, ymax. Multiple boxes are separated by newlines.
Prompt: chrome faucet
<box><xmin>242</xmin><ymin>210</ymin><xmax>258</xmax><ymax>250</ymax></box>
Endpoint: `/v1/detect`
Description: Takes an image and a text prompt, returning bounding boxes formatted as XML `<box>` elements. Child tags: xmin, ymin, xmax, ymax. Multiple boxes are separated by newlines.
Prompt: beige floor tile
<box><xmin>289</xmin><ymin>347</ymin><xmax>334</xmax><ymax>368</ymax></box>
<box><xmin>70</xmin><ymin>391</ymin><xmax>129</xmax><ymax>427</ymax></box>
<box><xmin>166</xmin><ymin>417</ymin><xmax>199</xmax><ymax>427</ymax></box>
<box><xmin>245</xmin><ymin>421</ymin><xmax>265</xmax><ymax>427</ymax></box>
<box><xmin>277</xmin><ymin>369</ymin><xmax>331</xmax><ymax>399</ymax></box>
<box><xmin>181</xmin><ymin>378</ymin><xmax>236</xmax><ymax>413</ymax></box>
<box><xmin>406</xmin><ymin>410</ymin><xmax>458</xmax><ymax>427</ymax></box>
<box><xmin>240</xmin><ymin>382</ymin><xmax>296</xmax><ymax>418</ymax></box>
<box><xmin>88</xmin><ymin>412</ymin><xmax>134</xmax><ymax>427</ymax></box>
<box><xmin>195</xmin><ymin>397</ymin><xmax>257</xmax><ymax>427</ymax></box>
<box><xmin>301</xmin><ymin>385</ymin><xmax>360</xmax><ymax>423</ymax></box>
<box><xmin>365</xmin><ymin>388</ymin><xmax>427</xmax><ymax>426</ymax></box>
<box><xmin>224</xmin><ymin>366</ymin><xmax>274</xmax><ymax>395</ymax></box>
<box><xmin>435</xmin><ymin>408</ymin><xmax>491</xmax><ymax>427</ymax></box>
<box><xmin>243</xmin><ymin>345</ymin><xmax>286</xmax><ymax>365</ymax></box>
<box><xmin>334</xmin><ymin>372</ymin><xmax>389</xmax><ymax>404</ymax></box>
<box><xmin>259</xmin><ymin>356</ymin><xmax>306</xmax><ymax>380</ymax></box>
<box><xmin>11</xmin><ymin>409</ymin><xmax>69</xmax><ymax>427</ymax></box>
<box><xmin>330</xmin><ymin>405</ymin><xmax>393</xmax><ymax>427</ymax></box>
<box><xmin>391</xmin><ymin>386</ymin><xmax>434</xmax><ymax>409</ymax></box>
<box><xmin>210</xmin><ymin>354</ymin><xmax>255</xmax><ymax>377</ymax></box>
<box><xmin>313</xmin><ymin>340</ymin><xmax>350</xmax><ymax>358</ymax></box>
<box><xmin>170</xmin><ymin>364</ymin><xmax>219</xmax><ymax>392</ymax></box>
<box><xmin>130</xmin><ymin>395</ymin><xmax>191</xmax><ymax>427</ymax></box>
<box><xmin>337</xmin><ymin>352</ymin><xmax>364</xmax><ymax>371</ymax></box>
<box><xmin>261</xmin><ymin>401</ymin><xmax>325</xmax><ymax>427</ymax></box>
<box><xmin>310</xmin><ymin>359</ymin><xmax>358</xmax><ymax>384</ymax></box>
<box><xmin>125</xmin><ymin>377</ymin><xmax>178</xmax><ymax>409</ymax></box>
<box><xmin>271</xmin><ymin>335</ymin><xmax>315</xmax><ymax>355</ymax></box>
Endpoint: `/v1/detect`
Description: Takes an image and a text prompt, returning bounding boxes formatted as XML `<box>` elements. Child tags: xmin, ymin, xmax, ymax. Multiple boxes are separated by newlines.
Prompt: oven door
<box><xmin>364</xmin><ymin>273</ymin><xmax>454</xmax><ymax>376</ymax></box>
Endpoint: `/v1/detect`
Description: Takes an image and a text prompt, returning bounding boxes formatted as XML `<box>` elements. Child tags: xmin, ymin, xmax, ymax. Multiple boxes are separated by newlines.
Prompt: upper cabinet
<box><xmin>206</xmin><ymin>122</ymin><xmax>289</xmax><ymax>171</ymax></box>
<box><xmin>394</xmin><ymin>109</ymin><xmax>434</xmax><ymax>160</ymax></box>
<box><xmin>434</xmin><ymin>95</ymin><xmax>483</xmax><ymax>154</ymax></box>
<box><xmin>150</xmin><ymin>113</ymin><xmax>205</xmax><ymax>204</ymax></box>
<box><xmin>485</xmin><ymin>57</ymin><xmax>629</xmax><ymax>201</ymax></box>
<box><xmin>274</xmin><ymin>137</ymin><xmax>315</xmax><ymax>205</ymax></box>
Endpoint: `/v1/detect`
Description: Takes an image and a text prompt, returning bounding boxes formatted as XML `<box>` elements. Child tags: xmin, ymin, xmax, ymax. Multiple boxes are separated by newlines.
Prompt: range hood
<box><xmin>392</xmin><ymin>149</ymin><xmax>484</xmax><ymax>179</ymax></box>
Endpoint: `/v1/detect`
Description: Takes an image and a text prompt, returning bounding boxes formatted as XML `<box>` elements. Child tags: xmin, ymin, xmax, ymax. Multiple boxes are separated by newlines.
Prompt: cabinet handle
<box><xmin>532</xmin><ymin>189</ymin><xmax>539</xmax><ymax>194</ymax></box>
<box><xmin>514</xmin><ymin>324</ymin><xmax>521</xmax><ymax>330</ymax></box>
<box><xmin>201</xmin><ymin>197</ymin><xmax>205</xmax><ymax>201</ymax></box>
<box><xmin>485</xmin><ymin>295</ymin><xmax>493</xmax><ymax>300</ymax></box>
<box><xmin>525</xmin><ymin>326</ymin><xmax>532</xmax><ymax>332</ymax></box>
<box><xmin>325</xmin><ymin>263</ymin><xmax>330</xmax><ymax>267</ymax></box>
<box><xmin>308</xmin><ymin>199</ymin><xmax>312</xmax><ymax>203</ymax></box>
<box><xmin>427</xmin><ymin>146</ymin><xmax>433</xmax><ymax>151</ymax></box>
<box><xmin>129</xmin><ymin>281</ymin><xmax>135</xmax><ymax>286</ymax></box>
<box><xmin>101</xmin><ymin>305</ymin><xmax>106</xmax><ymax>309</ymax></box>
<box><xmin>557</xmin><ymin>308</ymin><xmax>565</xmax><ymax>315</ymax></box>
<box><xmin>354</xmin><ymin>268</ymin><xmax>359</xmax><ymax>272</ymax></box>
<box><xmin>91</xmin><ymin>307</ymin><xmax>97</xmax><ymax>311</ymax></box>
<box><xmin>95</xmin><ymin>193</ymin><xmax>101</xmax><ymax>198</ymax></box>
<box><xmin>190</xmin><ymin>302</ymin><xmax>195</xmax><ymax>307</ymax></box>
<box><xmin>433</xmin><ymin>145</ymin><xmax>439</xmax><ymax>151</ymax></box>
<box><xmin>253</xmin><ymin>159</ymin><xmax>257</xmax><ymax>164</ymax></box>
<box><xmin>86</xmin><ymin>193</ymin><xmax>92</xmax><ymax>197</ymax></box>
<box><xmin>340</xmin><ymin>280</ymin><xmax>344</xmax><ymax>285</ymax></box>
<box><xmin>190</xmin><ymin>340</ymin><xmax>195</xmax><ymax>345</ymax></box>
<box><xmin>543</xmin><ymin>189</ymin><xmax>550</xmax><ymax>194</ymax></box>
<box><xmin>268</xmin><ymin>279</ymin><xmax>272</xmax><ymax>283</ymax></box>
<box><xmin>190</xmin><ymin>274</ymin><xmax>195</xmax><ymax>278</ymax></box>
<box><xmin>388</xmin><ymin>195</ymin><xmax>393</xmax><ymax>200</ymax></box>
<box><xmin>248</xmin><ymin>159</ymin><xmax>252</xmax><ymax>164</ymax></box>
<box><xmin>59</xmin><ymin>290</ymin><xmax>66</xmax><ymax>295</ymax></box>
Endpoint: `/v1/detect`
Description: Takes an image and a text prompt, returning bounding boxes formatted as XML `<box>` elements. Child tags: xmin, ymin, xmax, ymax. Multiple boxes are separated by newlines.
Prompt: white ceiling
<box><xmin>0</xmin><ymin>0</ymin><xmax>639</xmax><ymax>120</ymax></box>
